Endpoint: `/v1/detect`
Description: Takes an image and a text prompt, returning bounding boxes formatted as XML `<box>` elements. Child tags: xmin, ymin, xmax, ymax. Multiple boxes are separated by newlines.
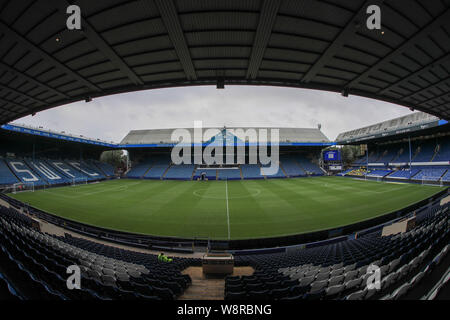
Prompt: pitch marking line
<box><xmin>225</xmin><ymin>179</ymin><xmax>230</xmax><ymax>240</ymax></box>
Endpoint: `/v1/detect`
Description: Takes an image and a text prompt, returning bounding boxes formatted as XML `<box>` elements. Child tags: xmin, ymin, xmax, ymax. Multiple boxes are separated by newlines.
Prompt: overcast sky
<box><xmin>12</xmin><ymin>85</ymin><xmax>414</xmax><ymax>143</ymax></box>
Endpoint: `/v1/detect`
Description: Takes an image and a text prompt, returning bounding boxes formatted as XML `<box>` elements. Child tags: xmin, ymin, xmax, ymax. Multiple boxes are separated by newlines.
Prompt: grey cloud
<box><xmin>13</xmin><ymin>86</ymin><xmax>413</xmax><ymax>143</ymax></box>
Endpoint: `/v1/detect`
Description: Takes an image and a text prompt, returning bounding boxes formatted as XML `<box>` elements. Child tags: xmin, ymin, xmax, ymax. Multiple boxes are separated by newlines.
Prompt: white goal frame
<box><xmin>12</xmin><ymin>182</ymin><xmax>34</xmax><ymax>194</ymax></box>
<box><xmin>72</xmin><ymin>177</ymin><xmax>88</xmax><ymax>187</ymax></box>
<box><xmin>421</xmin><ymin>177</ymin><xmax>443</xmax><ymax>187</ymax></box>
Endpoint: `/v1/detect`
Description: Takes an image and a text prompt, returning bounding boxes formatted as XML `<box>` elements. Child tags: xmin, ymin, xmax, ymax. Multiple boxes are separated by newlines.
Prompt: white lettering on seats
<box><xmin>10</xmin><ymin>162</ymin><xmax>39</xmax><ymax>182</ymax></box>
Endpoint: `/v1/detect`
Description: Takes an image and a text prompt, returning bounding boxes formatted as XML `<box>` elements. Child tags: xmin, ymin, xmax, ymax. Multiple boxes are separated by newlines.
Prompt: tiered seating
<box><xmin>262</xmin><ymin>163</ymin><xmax>286</xmax><ymax>179</ymax></box>
<box><xmin>5</xmin><ymin>158</ymin><xmax>47</xmax><ymax>186</ymax></box>
<box><xmin>193</xmin><ymin>168</ymin><xmax>217</xmax><ymax>180</ymax></box>
<box><xmin>345</xmin><ymin>168</ymin><xmax>366</xmax><ymax>176</ymax></box>
<box><xmin>367</xmin><ymin>169</ymin><xmax>392</xmax><ymax>177</ymax></box>
<box><xmin>92</xmin><ymin>160</ymin><xmax>115</xmax><ymax>177</ymax></box>
<box><xmin>127</xmin><ymin>161</ymin><xmax>152</xmax><ymax>178</ymax></box>
<box><xmin>433</xmin><ymin>140</ymin><xmax>450</xmax><ymax>162</ymax></box>
<box><xmin>413</xmin><ymin>142</ymin><xmax>435</xmax><ymax>162</ymax></box>
<box><xmin>241</xmin><ymin>164</ymin><xmax>264</xmax><ymax>179</ymax></box>
<box><xmin>412</xmin><ymin>168</ymin><xmax>447</xmax><ymax>181</ymax></box>
<box><xmin>25</xmin><ymin>159</ymin><xmax>71</xmax><ymax>185</ymax></box>
<box><xmin>281</xmin><ymin>158</ymin><xmax>306</xmax><ymax>177</ymax></box>
<box><xmin>226</xmin><ymin>203</ymin><xmax>449</xmax><ymax>300</ymax></box>
<box><xmin>0</xmin><ymin>159</ymin><xmax>19</xmax><ymax>186</ymax></box>
<box><xmin>47</xmin><ymin>159</ymin><xmax>92</xmax><ymax>182</ymax></box>
<box><xmin>296</xmin><ymin>157</ymin><xmax>323</xmax><ymax>175</ymax></box>
<box><xmin>144</xmin><ymin>164</ymin><xmax>170</xmax><ymax>179</ymax></box>
<box><xmin>217</xmin><ymin>169</ymin><xmax>241</xmax><ymax>180</ymax></box>
<box><xmin>66</xmin><ymin>160</ymin><xmax>104</xmax><ymax>181</ymax></box>
<box><xmin>164</xmin><ymin>165</ymin><xmax>195</xmax><ymax>180</ymax></box>
<box><xmin>441</xmin><ymin>171</ymin><xmax>450</xmax><ymax>182</ymax></box>
<box><xmin>0</xmin><ymin>205</ymin><xmax>193</xmax><ymax>300</ymax></box>
<box><xmin>377</xmin><ymin>147</ymin><xmax>398</xmax><ymax>163</ymax></box>
<box><xmin>388</xmin><ymin>169</ymin><xmax>420</xmax><ymax>179</ymax></box>
<box><xmin>394</xmin><ymin>145</ymin><xmax>413</xmax><ymax>163</ymax></box>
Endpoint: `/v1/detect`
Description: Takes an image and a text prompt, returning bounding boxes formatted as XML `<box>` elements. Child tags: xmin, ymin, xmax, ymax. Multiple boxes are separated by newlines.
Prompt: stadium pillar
<box><xmin>366</xmin><ymin>144</ymin><xmax>369</xmax><ymax>180</ymax></box>
<box><xmin>408</xmin><ymin>136</ymin><xmax>412</xmax><ymax>171</ymax></box>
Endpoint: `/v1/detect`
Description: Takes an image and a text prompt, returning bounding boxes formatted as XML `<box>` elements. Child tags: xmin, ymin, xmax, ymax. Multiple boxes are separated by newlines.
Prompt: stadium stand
<box><xmin>262</xmin><ymin>164</ymin><xmax>286</xmax><ymax>179</ymax></box>
<box><xmin>217</xmin><ymin>169</ymin><xmax>242</xmax><ymax>180</ymax></box>
<box><xmin>412</xmin><ymin>168</ymin><xmax>447</xmax><ymax>182</ymax></box>
<box><xmin>25</xmin><ymin>159</ymin><xmax>70</xmax><ymax>185</ymax></box>
<box><xmin>0</xmin><ymin>205</ymin><xmax>193</xmax><ymax>300</ymax></box>
<box><xmin>433</xmin><ymin>140</ymin><xmax>450</xmax><ymax>162</ymax></box>
<box><xmin>296</xmin><ymin>157</ymin><xmax>323</xmax><ymax>175</ymax></box>
<box><xmin>241</xmin><ymin>164</ymin><xmax>265</xmax><ymax>179</ymax></box>
<box><xmin>164</xmin><ymin>165</ymin><xmax>195</xmax><ymax>180</ymax></box>
<box><xmin>49</xmin><ymin>160</ymin><xmax>91</xmax><ymax>181</ymax></box>
<box><xmin>366</xmin><ymin>170</ymin><xmax>392</xmax><ymax>178</ymax></box>
<box><xmin>67</xmin><ymin>161</ymin><xmax>103</xmax><ymax>181</ymax></box>
<box><xmin>0</xmin><ymin>156</ymin><xmax>112</xmax><ymax>188</ymax></box>
<box><xmin>281</xmin><ymin>156</ymin><xmax>306</xmax><ymax>177</ymax></box>
<box><xmin>126</xmin><ymin>161</ymin><xmax>152</xmax><ymax>178</ymax></box>
<box><xmin>5</xmin><ymin>158</ymin><xmax>48</xmax><ymax>187</ymax></box>
<box><xmin>144</xmin><ymin>164</ymin><xmax>170</xmax><ymax>180</ymax></box>
<box><xmin>388</xmin><ymin>169</ymin><xmax>421</xmax><ymax>180</ymax></box>
<box><xmin>412</xmin><ymin>141</ymin><xmax>436</xmax><ymax>163</ymax></box>
<box><xmin>0</xmin><ymin>159</ymin><xmax>19</xmax><ymax>186</ymax></box>
<box><xmin>91</xmin><ymin>160</ymin><xmax>115</xmax><ymax>177</ymax></box>
<box><xmin>226</xmin><ymin>202</ymin><xmax>449</xmax><ymax>300</ymax></box>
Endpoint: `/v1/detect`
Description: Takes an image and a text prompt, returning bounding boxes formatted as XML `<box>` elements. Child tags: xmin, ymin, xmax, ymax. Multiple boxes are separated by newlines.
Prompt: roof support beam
<box><xmin>402</xmin><ymin>76</ymin><xmax>450</xmax><ymax>102</ymax></box>
<box><xmin>346</xmin><ymin>7</ymin><xmax>450</xmax><ymax>89</ymax></box>
<box><xmin>0</xmin><ymin>83</ymin><xmax>46</xmax><ymax>106</ymax></box>
<box><xmin>246</xmin><ymin>0</ymin><xmax>281</xmax><ymax>79</ymax></box>
<box><xmin>154</xmin><ymin>0</ymin><xmax>197</xmax><ymax>80</ymax></box>
<box><xmin>0</xmin><ymin>21</ymin><xmax>101</xmax><ymax>93</ymax></box>
<box><xmin>415</xmin><ymin>91</ymin><xmax>450</xmax><ymax>108</ymax></box>
<box><xmin>0</xmin><ymin>97</ymin><xmax>30</xmax><ymax>112</ymax></box>
<box><xmin>53</xmin><ymin>1</ymin><xmax>144</xmax><ymax>86</ymax></box>
<box><xmin>378</xmin><ymin>52</ymin><xmax>450</xmax><ymax>96</ymax></box>
<box><xmin>301</xmin><ymin>0</ymin><xmax>377</xmax><ymax>83</ymax></box>
<box><xmin>0</xmin><ymin>61</ymin><xmax>69</xmax><ymax>99</ymax></box>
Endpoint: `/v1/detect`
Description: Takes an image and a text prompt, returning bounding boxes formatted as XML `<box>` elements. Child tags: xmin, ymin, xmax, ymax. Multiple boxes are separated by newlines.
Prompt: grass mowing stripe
<box><xmin>9</xmin><ymin>177</ymin><xmax>446</xmax><ymax>240</ymax></box>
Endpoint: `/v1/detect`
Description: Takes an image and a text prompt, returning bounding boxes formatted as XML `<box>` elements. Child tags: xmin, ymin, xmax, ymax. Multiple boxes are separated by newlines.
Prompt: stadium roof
<box><xmin>120</xmin><ymin>127</ymin><xmax>331</xmax><ymax>147</ymax></box>
<box><xmin>0</xmin><ymin>0</ymin><xmax>450</xmax><ymax>125</ymax></box>
<box><xmin>336</xmin><ymin>111</ymin><xmax>449</xmax><ymax>144</ymax></box>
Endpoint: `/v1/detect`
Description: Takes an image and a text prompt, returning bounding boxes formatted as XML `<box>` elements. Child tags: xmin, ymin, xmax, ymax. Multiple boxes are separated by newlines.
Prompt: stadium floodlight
<box><xmin>12</xmin><ymin>182</ymin><xmax>34</xmax><ymax>194</ymax></box>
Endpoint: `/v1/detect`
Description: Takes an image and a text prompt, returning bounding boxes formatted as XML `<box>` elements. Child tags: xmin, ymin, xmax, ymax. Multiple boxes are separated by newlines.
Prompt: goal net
<box><xmin>421</xmin><ymin>177</ymin><xmax>443</xmax><ymax>187</ymax></box>
<box><xmin>12</xmin><ymin>182</ymin><xmax>34</xmax><ymax>194</ymax></box>
<box><xmin>72</xmin><ymin>177</ymin><xmax>88</xmax><ymax>186</ymax></box>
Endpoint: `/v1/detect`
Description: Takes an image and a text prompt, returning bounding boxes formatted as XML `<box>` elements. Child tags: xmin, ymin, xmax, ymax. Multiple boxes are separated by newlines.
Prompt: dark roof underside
<box><xmin>0</xmin><ymin>0</ymin><xmax>450</xmax><ymax>124</ymax></box>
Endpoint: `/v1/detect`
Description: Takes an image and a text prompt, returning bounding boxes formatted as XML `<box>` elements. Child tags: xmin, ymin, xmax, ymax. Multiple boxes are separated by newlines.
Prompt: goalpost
<box><xmin>72</xmin><ymin>177</ymin><xmax>88</xmax><ymax>187</ymax></box>
<box><xmin>12</xmin><ymin>182</ymin><xmax>34</xmax><ymax>194</ymax></box>
<box><xmin>421</xmin><ymin>177</ymin><xmax>443</xmax><ymax>187</ymax></box>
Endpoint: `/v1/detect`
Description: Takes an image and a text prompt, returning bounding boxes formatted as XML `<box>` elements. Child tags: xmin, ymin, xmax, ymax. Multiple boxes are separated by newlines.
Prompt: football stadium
<box><xmin>0</xmin><ymin>0</ymin><xmax>449</xmax><ymax>307</ymax></box>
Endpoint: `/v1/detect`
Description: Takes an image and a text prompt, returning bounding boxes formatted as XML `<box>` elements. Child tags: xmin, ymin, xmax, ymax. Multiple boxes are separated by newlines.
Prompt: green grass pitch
<box><xmin>10</xmin><ymin>177</ymin><xmax>445</xmax><ymax>240</ymax></box>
